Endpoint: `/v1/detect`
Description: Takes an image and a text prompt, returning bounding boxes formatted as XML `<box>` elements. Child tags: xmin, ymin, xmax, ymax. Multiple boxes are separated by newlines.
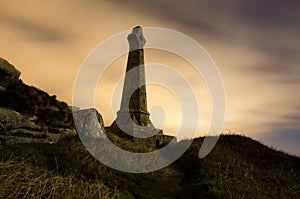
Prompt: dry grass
<box><xmin>1</xmin><ymin>135</ymin><xmax>299</xmax><ymax>198</ymax></box>
<box><xmin>0</xmin><ymin>157</ymin><xmax>119</xmax><ymax>199</ymax></box>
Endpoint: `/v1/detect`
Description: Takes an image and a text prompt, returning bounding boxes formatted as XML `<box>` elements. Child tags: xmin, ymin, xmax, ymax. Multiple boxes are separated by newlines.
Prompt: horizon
<box><xmin>1</xmin><ymin>0</ymin><xmax>299</xmax><ymax>156</ymax></box>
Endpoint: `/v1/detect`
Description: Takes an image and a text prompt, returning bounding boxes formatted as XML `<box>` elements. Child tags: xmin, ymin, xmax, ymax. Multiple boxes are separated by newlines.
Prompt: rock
<box><xmin>0</xmin><ymin>58</ymin><xmax>76</xmax><ymax>145</ymax></box>
<box><xmin>73</xmin><ymin>108</ymin><xmax>106</xmax><ymax>138</ymax></box>
<box><xmin>0</xmin><ymin>58</ymin><xmax>21</xmax><ymax>78</ymax></box>
<box><xmin>0</xmin><ymin>107</ymin><xmax>41</xmax><ymax>132</ymax></box>
<box><xmin>0</xmin><ymin>58</ymin><xmax>21</xmax><ymax>88</ymax></box>
<box><xmin>8</xmin><ymin>128</ymin><xmax>47</xmax><ymax>138</ymax></box>
<box><xmin>0</xmin><ymin>107</ymin><xmax>74</xmax><ymax>144</ymax></box>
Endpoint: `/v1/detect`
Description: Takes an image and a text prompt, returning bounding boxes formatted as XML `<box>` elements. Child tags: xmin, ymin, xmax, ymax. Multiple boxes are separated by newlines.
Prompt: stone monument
<box><xmin>109</xmin><ymin>26</ymin><xmax>164</xmax><ymax>146</ymax></box>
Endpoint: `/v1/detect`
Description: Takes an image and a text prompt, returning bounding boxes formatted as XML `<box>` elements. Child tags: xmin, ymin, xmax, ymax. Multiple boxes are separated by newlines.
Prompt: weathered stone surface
<box><xmin>0</xmin><ymin>58</ymin><xmax>76</xmax><ymax>145</ymax></box>
<box><xmin>0</xmin><ymin>58</ymin><xmax>21</xmax><ymax>88</ymax></box>
<box><xmin>73</xmin><ymin>108</ymin><xmax>106</xmax><ymax>138</ymax></box>
<box><xmin>127</xmin><ymin>26</ymin><xmax>146</xmax><ymax>51</ymax></box>
<box><xmin>0</xmin><ymin>107</ymin><xmax>41</xmax><ymax>132</ymax></box>
<box><xmin>0</xmin><ymin>58</ymin><xmax>21</xmax><ymax>78</ymax></box>
<box><xmin>117</xmin><ymin>26</ymin><xmax>150</xmax><ymax>126</ymax></box>
<box><xmin>109</xmin><ymin>26</ymin><xmax>163</xmax><ymax>142</ymax></box>
<box><xmin>0</xmin><ymin>107</ymin><xmax>75</xmax><ymax>144</ymax></box>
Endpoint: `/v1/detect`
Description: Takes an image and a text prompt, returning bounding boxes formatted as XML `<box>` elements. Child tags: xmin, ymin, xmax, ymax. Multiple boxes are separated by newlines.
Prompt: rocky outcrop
<box><xmin>0</xmin><ymin>54</ymin><xmax>171</xmax><ymax>147</ymax></box>
<box><xmin>0</xmin><ymin>58</ymin><xmax>21</xmax><ymax>89</ymax></box>
<box><xmin>0</xmin><ymin>107</ymin><xmax>41</xmax><ymax>132</ymax></box>
<box><xmin>0</xmin><ymin>57</ymin><xmax>76</xmax><ymax>145</ymax></box>
<box><xmin>0</xmin><ymin>107</ymin><xmax>75</xmax><ymax>144</ymax></box>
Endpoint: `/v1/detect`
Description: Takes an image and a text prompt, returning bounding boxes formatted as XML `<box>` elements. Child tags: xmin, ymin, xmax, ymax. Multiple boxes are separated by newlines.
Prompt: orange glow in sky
<box><xmin>1</xmin><ymin>0</ymin><xmax>300</xmax><ymax>156</ymax></box>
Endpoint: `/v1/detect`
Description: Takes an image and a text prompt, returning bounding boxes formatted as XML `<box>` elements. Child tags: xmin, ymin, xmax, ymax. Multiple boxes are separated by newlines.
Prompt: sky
<box><xmin>0</xmin><ymin>0</ymin><xmax>299</xmax><ymax>156</ymax></box>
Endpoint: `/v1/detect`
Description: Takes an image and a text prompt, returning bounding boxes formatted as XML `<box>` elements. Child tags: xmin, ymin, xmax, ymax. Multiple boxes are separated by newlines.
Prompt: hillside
<box><xmin>0</xmin><ymin>58</ymin><xmax>299</xmax><ymax>198</ymax></box>
<box><xmin>0</xmin><ymin>134</ymin><xmax>299</xmax><ymax>198</ymax></box>
<box><xmin>0</xmin><ymin>58</ymin><xmax>75</xmax><ymax>144</ymax></box>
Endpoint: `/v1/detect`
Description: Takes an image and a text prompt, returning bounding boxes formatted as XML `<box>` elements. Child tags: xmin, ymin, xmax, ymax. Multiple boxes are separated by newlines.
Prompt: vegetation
<box><xmin>0</xmin><ymin>134</ymin><xmax>299</xmax><ymax>198</ymax></box>
<box><xmin>0</xmin><ymin>158</ymin><xmax>118</xmax><ymax>199</ymax></box>
<box><xmin>1</xmin><ymin>58</ymin><xmax>298</xmax><ymax>198</ymax></box>
<box><xmin>0</xmin><ymin>81</ymin><xmax>73</xmax><ymax>128</ymax></box>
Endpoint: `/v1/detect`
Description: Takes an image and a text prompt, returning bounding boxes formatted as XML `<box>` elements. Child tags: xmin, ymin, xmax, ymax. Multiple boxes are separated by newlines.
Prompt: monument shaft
<box><xmin>119</xmin><ymin>26</ymin><xmax>150</xmax><ymax>126</ymax></box>
<box><xmin>109</xmin><ymin>26</ymin><xmax>163</xmax><ymax>141</ymax></box>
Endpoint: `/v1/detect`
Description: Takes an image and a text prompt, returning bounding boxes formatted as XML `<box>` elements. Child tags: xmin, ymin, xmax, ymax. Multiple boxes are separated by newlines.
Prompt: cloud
<box><xmin>258</xmin><ymin>106</ymin><xmax>300</xmax><ymax>155</ymax></box>
<box><xmin>234</xmin><ymin>0</ymin><xmax>300</xmax><ymax>27</ymax></box>
<box><xmin>1</xmin><ymin>0</ymin><xmax>300</xmax><ymax>155</ymax></box>
<box><xmin>262</xmin><ymin>130</ymin><xmax>300</xmax><ymax>156</ymax></box>
<box><xmin>110</xmin><ymin>0</ymin><xmax>300</xmax><ymax>77</ymax></box>
<box><xmin>0</xmin><ymin>13</ymin><xmax>69</xmax><ymax>43</ymax></box>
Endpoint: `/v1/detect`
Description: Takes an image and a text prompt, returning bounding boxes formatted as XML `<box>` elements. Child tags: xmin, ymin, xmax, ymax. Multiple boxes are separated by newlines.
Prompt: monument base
<box><xmin>108</xmin><ymin>113</ymin><xmax>165</xmax><ymax>148</ymax></box>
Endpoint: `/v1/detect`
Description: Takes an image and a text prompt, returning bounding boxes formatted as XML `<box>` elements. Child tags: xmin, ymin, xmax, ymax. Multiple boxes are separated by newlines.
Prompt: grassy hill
<box><xmin>1</xmin><ymin>134</ymin><xmax>299</xmax><ymax>199</ymax></box>
<box><xmin>0</xmin><ymin>58</ymin><xmax>299</xmax><ymax>198</ymax></box>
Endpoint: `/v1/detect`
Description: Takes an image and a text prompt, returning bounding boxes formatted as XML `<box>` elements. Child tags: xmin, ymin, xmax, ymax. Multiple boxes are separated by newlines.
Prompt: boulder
<box><xmin>73</xmin><ymin>108</ymin><xmax>106</xmax><ymax>138</ymax></box>
<box><xmin>0</xmin><ymin>58</ymin><xmax>21</xmax><ymax>88</ymax></box>
<box><xmin>0</xmin><ymin>58</ymin><xmax>21</xmax><ymax>78</ymax></box>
